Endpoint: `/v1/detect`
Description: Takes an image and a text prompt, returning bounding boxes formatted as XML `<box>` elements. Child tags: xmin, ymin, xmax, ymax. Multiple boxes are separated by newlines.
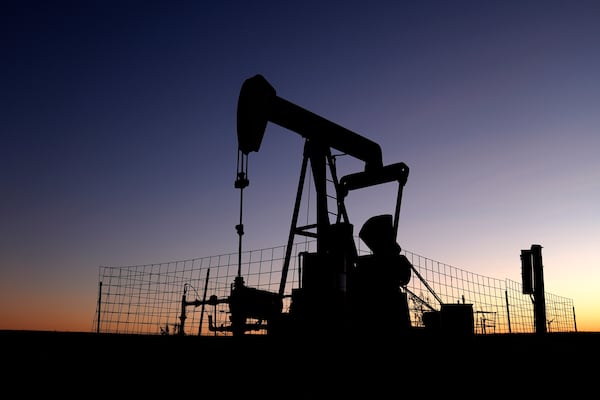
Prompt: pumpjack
<box><xmin>188</xmin><ymin>74</ymin><xmax>414</xmax><ymax>337</ymax></box>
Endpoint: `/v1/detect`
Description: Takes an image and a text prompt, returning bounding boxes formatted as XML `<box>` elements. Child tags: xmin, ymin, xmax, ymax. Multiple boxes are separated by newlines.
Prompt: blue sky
<box><xmin>1</xmin><ymin>0</ymin><xmax>599</xmax><ymax>331</ymax></box>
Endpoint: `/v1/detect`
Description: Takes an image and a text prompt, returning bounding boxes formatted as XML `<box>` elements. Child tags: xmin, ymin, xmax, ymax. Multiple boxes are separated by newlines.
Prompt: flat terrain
<box><xmin>2</xmin><ymin>330</ymin><xmax>598</xmax><ymax>397</ymax></box>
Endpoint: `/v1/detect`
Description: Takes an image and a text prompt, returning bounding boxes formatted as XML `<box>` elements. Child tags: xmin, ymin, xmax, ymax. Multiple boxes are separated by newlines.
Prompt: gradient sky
<box><xmin>2</xmin><ymin>0</ymin><xmax>599</xmax><ymax>332</ymax></box>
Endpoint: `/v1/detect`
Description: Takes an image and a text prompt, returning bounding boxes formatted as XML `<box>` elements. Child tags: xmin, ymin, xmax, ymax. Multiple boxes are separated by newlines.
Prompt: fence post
<box><xmin>530</xmin><ymin>244</ymin><xmax>547</xmax><ymax>335</ymax></box>
<box><xmin>505</xmin><ymin>290</ymin><xmax>511</xmax><ymax>334</ymax></box>
<box><xmin>96</xmin><ymin>281</ymin><xmax>102</xmax><ymax>334</ymax></box>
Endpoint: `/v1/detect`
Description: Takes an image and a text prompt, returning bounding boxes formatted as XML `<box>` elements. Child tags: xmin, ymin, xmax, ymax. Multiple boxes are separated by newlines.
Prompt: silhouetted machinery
<box><xmin>189</xmin><ymin>74</ymin><xmax>416</xmax><ymax>337</ymax></box>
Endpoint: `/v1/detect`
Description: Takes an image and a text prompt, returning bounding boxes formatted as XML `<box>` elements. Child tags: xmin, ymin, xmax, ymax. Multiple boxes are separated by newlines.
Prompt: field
<box><xmin>2</xmin><ymin>329</ymin><xmax>597</xmax><ymax>397</ymax></box>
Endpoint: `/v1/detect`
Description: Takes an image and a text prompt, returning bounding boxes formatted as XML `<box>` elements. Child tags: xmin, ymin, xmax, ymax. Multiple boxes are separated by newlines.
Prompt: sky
<box><xmin>1</xmin><ymin>0</ymin><xmax>599</xmax><ymax>332</ymax></box>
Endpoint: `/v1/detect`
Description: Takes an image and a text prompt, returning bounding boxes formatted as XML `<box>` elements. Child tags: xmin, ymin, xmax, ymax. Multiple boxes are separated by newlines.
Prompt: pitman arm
<box><xmin>339</xmin><ymin>162</ymin><xmax>409</xmax><ymax>198</ymax></box>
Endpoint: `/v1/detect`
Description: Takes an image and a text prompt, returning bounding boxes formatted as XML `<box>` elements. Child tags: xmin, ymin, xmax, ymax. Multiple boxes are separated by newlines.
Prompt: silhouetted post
<box><xmin>521</xmin><ymin>244</ymin><xmax>547</xmax><ymax>335</ymax></box>
<box><xmin>96</xmin><ymin>281</ymin><xmax>102</xmax><ymax>334</ymax></box>
<box><xmin>504</xmin><ymin>290</ymin><xmax>512</xmax><ymax>333</ymax></box>
<box><xmin>531</xmin><ymin>244</ymin><xmax>547</xmax><ymax>335</ymax></box>
<box><xmin>531</xmin><ymin>245</ymin><xmax>546</xmax><ymax>335</ymax></box>
<box><xmin>198</xmin><ymin>268</ymin><xmax>210</xmax><ymax>336</ymax></box>
<box><xmin>179</xmin><ymin>284</ymin><xmax>189</xmax><ymax>336</ymax></box>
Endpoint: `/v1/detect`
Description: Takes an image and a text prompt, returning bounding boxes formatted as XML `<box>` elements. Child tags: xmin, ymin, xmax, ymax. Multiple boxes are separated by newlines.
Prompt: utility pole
<box><xmin>521</xmin><ymin>244</ymin><xmax>547</xmax><ymax>335</ymax></box>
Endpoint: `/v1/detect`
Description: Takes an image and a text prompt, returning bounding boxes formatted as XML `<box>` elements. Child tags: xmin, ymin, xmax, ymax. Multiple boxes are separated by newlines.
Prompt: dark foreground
<box><xmin>2</xmin><ymin>329</ymin><xmax>598</xmax><ymax>397</ymax></box>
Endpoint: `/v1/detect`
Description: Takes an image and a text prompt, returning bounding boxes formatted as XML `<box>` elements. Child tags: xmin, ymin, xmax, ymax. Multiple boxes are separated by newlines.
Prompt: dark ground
<box><xmin>2</xmin><ymin>329</ymin><xmax>598</xmax><ymax>397</ymax></box>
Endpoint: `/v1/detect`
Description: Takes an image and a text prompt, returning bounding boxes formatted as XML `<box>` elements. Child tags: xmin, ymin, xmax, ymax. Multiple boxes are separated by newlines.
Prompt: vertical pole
<box><xmin>505</xmin><ymin>290</ymin><xmax>511</xmax><ymax>334</ymax></box>
<box><xmin>179</xmin><ymin>284</ymin><xmax>188</xmax><ymax>336</ymax></box>
<box><xmin>573</xmin><ymin>306</ymin><xmax>578</xmax><ymax>332</ymax></box>
<box><xmin>96</xmin><ymin>281</ymin><xmax>102</xmax><ymax>334</ymax></box>
<box><xmin>531</xmin><ymin>244</ymin><xmax>546</xmax><ymax>335</ymax></box>
<box><xmin>234</xmin><ymin>151</ymin><xmax>249</xmax><ymax>279</ymax></box>
<box><xmin>198</xmin><ymin>269</ymin><xmax>210</xmax><ymax>336</ymax></box>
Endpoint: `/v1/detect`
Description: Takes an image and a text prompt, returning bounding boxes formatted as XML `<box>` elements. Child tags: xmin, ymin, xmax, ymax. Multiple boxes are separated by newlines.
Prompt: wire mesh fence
<box><xmin>93</xmin><ymin>241</ymin><xmax>576</xmax><ymax>336</ymax></box>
